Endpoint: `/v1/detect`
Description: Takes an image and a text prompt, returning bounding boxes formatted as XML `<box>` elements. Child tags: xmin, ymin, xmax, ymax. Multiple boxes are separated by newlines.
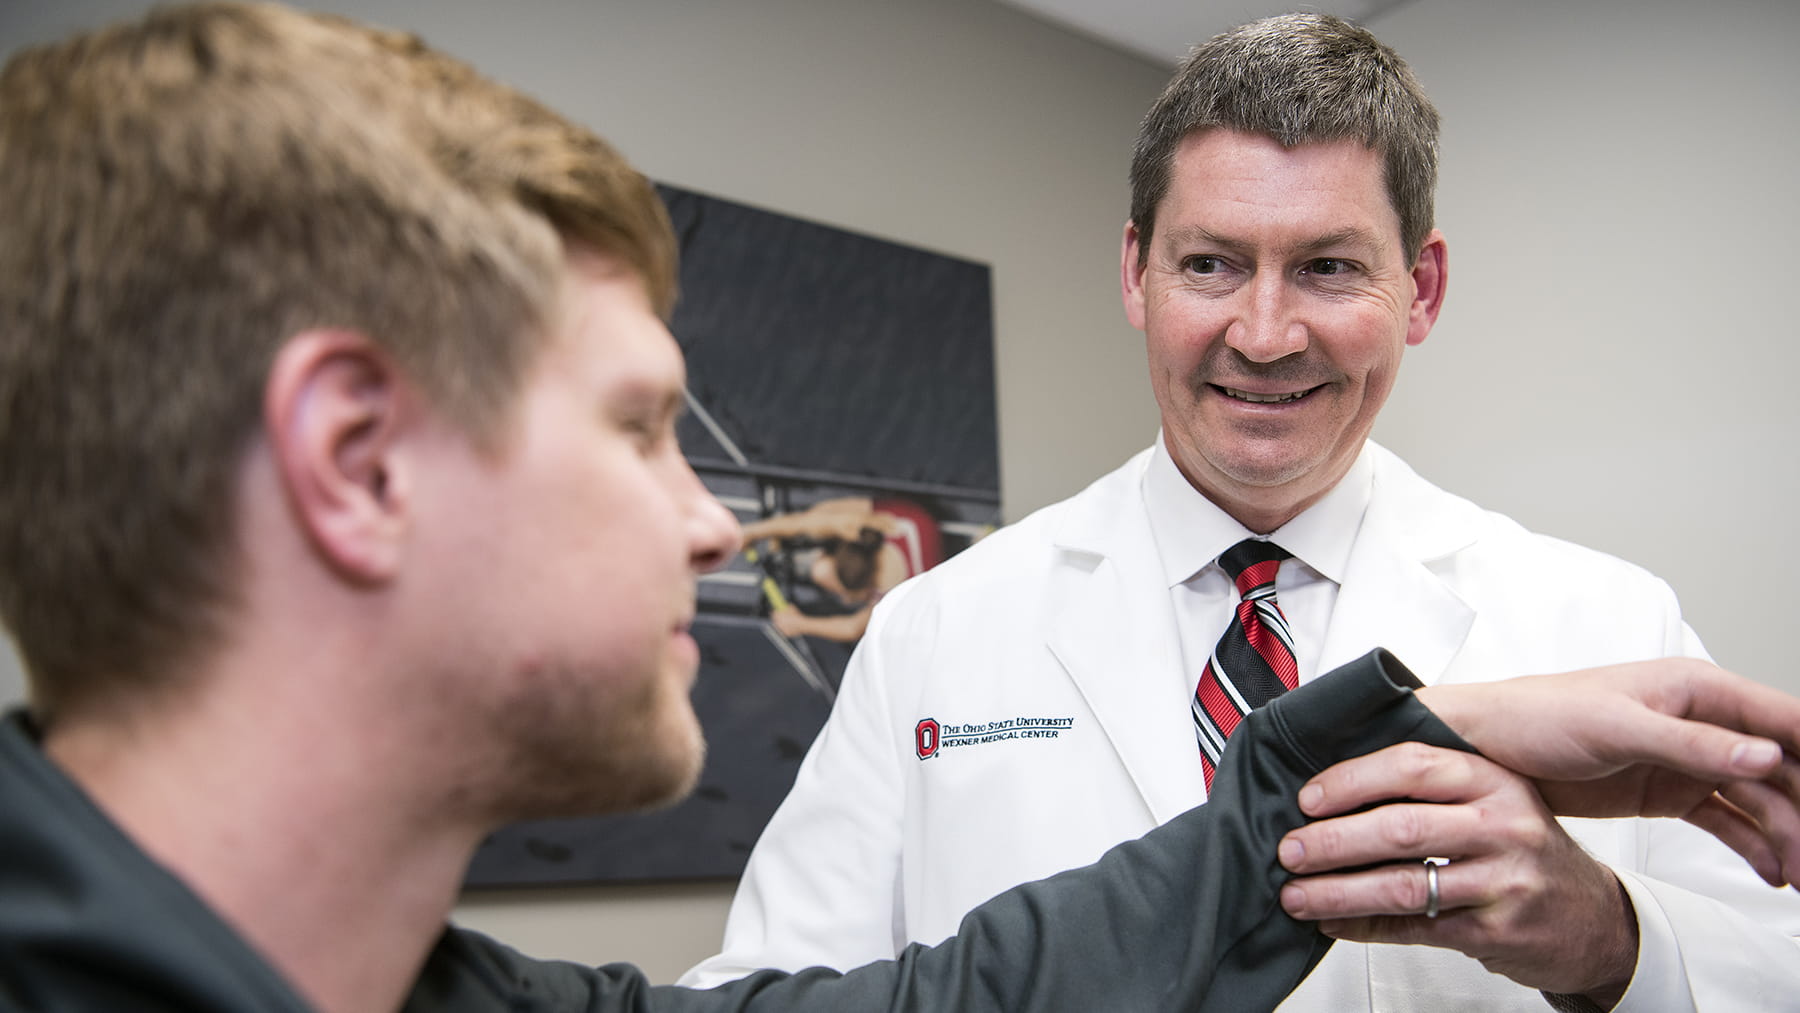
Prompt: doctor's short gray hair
<box><xmin>1128</xmin><ymin>11</ymin><xmax>1441</xmax><ymax>264</ymax></box>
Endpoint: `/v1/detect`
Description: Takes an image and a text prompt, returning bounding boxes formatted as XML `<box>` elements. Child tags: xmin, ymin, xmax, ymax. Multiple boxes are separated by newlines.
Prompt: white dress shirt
<box><xmin>1142</xmin><ymin>433</ymin><xmax>1373</xmax><ymax>691</ymax></box>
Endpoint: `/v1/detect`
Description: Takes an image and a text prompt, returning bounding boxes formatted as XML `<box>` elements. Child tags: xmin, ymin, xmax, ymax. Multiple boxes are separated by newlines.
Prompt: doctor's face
<box><xmin>1122</xmin><ymin>129</ymin><xmax>1446</xmax><ymax>533</ymax></box>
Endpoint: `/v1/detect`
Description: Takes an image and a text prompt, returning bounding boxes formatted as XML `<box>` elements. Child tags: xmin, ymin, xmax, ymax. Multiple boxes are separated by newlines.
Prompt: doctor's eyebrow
<box><xmin>1159</xmin><ymin>225</ymin><xmax>1246</xmax><ymax>256</ymax></box>
<box><xmin>1291</xmin><ymin>226</ymin><xmax>1385</xmax><ymax>257</ymax></box>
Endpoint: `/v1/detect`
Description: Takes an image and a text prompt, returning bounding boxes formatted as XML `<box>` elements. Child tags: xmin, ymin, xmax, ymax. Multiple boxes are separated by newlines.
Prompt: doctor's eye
<box><xmin>1303</xmin><ymin>258</ymin><xmax>1356</xmax><ymax>277</ymax></box>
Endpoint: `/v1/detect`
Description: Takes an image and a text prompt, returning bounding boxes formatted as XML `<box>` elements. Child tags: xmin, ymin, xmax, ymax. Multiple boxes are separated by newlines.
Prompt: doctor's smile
<box><xmin>1215</xmin><ymin>384</ymin><xmax>1321</xmax><ymax>405</ymax></box>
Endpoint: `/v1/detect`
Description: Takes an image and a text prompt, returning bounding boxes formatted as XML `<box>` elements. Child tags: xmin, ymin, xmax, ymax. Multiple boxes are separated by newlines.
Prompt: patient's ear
<box><xmin>263</xmin><ymin>330</ymin><xmax>413</xmax><ymax>583</ymax></box>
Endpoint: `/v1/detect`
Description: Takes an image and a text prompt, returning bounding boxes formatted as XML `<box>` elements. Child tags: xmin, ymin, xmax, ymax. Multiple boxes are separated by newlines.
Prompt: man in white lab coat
<box><xmin>685</xmin><ymin>13</ymin><xmax>1800</xmax><ymax>1010</ymax></box>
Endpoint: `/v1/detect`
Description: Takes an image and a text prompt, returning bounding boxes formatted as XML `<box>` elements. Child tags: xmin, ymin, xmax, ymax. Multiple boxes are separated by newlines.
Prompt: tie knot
<box><xmin>1218</xmin><ymin>538</ymin><xmax>1290</xmax><ymax>596</ymax></box>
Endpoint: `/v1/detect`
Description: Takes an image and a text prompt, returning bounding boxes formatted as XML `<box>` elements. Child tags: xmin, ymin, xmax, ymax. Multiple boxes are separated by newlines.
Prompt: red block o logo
<box><xmin>915</xmin><ymin>718</ymin><xmax>940</xmax><ymax>760</ymax></box>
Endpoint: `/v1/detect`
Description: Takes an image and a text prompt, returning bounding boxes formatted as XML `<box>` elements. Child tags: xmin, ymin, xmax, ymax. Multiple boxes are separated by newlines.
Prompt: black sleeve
<box><xmin>420</xmin><ymin>649</ymin><xmax>1475</xmax><ymax>1013</ymax></box>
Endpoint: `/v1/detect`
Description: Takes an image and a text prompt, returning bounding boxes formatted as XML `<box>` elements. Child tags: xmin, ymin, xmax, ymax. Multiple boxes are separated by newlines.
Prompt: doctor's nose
<box><xmin>1223</xmin><ymin>279</ymin><xmax>1307</xmax><ymax>363</ymax></box>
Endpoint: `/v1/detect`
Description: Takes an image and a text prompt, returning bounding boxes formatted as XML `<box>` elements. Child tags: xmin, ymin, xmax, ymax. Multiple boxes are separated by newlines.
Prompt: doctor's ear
<box><xmin>1121</xmin><ymin>220</ymin><xmax>1150</xmax><ymax>331</ymax></box>
<box><xmin>263</xmin><ymin>330</ymin><xmax>414</xmax><ymax>583</ymax></box>
<box><xmin>1405</xmin><ymin>230</ymin><xmax>1449</xmax><ymax>348</ymax></box>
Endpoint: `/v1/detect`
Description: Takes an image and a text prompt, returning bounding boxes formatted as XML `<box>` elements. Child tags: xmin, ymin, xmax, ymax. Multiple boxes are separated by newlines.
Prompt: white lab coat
<box><xmin>685</xmin><ymin>442</ymin><xmax>1800</xmax><ymax>1010</ymax></box>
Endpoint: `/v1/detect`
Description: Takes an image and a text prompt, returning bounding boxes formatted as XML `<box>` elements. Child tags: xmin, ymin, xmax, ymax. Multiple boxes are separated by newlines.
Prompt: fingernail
<box><xmin>1299</xmin><ymin>783</ymin><xmax>1323</xmax><ymax>812</ymax></box>
<box><xmin>1731</xmin><ymin>739</ymin><xmax>1780</xmax><ymax>772</ymax></box>
<box><xmin>1279</xmin><ymin>837</ymin><xmax>1305</xmax><ymax>869</ymax></box>
<box><xmin>1280</xmin><ymin>884</ymin><xmax>1306</xmax><ymax>914</ymax></box>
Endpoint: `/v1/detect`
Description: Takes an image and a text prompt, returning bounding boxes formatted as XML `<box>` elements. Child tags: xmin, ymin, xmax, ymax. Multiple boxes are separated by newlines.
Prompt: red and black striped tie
<box><xmin>1193</xmin><ymin>539</ymin><xmax>1297</xmax><ymax>791</ymax></box>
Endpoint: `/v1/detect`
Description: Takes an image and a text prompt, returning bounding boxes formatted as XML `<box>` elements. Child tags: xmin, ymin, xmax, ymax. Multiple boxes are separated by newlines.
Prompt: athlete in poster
<box><xmin>741</xmin><ymin>496</ymin><xmax>945</xmax><ymax>642</ymax></box>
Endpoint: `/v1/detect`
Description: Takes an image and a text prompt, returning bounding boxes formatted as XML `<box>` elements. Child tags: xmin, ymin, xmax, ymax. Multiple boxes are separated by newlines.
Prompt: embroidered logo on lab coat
<box><xmin>914</xmin><ymin>715</ymin><xmax>1075</xmax><ymax>759</ymax></box>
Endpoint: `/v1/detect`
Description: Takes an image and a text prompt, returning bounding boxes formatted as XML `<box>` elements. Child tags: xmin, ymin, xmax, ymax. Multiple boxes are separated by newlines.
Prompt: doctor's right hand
<box><xmin>1276</xmin><ymin>744</ymin><xmax>1639</xmax><ymax>1003</ymax></box>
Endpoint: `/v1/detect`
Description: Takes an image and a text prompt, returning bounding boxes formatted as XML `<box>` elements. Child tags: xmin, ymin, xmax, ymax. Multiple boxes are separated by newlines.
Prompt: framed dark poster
<box><xmin>464</xmin><ymin>184</ymin><xmax>999</xmax><ymax>887</ymax></box>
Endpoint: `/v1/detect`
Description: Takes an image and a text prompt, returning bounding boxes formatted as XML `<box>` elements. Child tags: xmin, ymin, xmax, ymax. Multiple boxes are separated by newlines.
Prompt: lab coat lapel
<box><xmin>1044</xmin><ymin>454</ymin><xmax>1206</xmax><ymax>824</ymax></box>
<box><xmin>1318</xmin><ymin>447</ymin><xmax>1479</xmax><ymax>687</ymax></box>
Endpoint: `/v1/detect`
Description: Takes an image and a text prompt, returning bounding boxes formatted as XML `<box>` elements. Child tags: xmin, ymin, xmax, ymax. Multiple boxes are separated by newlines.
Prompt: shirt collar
<box><xmin>1142</xmin><ymin>433</ymin><xmax>1373</xmax><ymax>588</ymax></box>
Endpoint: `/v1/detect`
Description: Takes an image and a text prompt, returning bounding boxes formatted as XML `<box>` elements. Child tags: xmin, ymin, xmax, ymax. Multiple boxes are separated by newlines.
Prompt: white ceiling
<box><xmin>994</xmin><ymin>0</ymin><xmax>1422</xmax><ymax>67</ymax></box>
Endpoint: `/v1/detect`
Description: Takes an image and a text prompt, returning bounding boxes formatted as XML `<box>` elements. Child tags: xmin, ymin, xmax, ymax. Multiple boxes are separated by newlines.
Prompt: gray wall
<box><xmin>2</xmin><ymin>0</ymin><xmax>1796</xmax><ymax>985</ymax></box>
<box><xmin>1370</xmin><ymin>0</ymin><xmax>1800</xmax><ymax>689</ymax></box>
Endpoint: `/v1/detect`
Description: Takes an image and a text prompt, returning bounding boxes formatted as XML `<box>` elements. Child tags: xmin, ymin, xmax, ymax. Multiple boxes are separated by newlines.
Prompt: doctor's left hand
<box><xmin>1275</xmin><ymin>743</ymin><xmax>1637</xmax><ymax>1005</ymax></box>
